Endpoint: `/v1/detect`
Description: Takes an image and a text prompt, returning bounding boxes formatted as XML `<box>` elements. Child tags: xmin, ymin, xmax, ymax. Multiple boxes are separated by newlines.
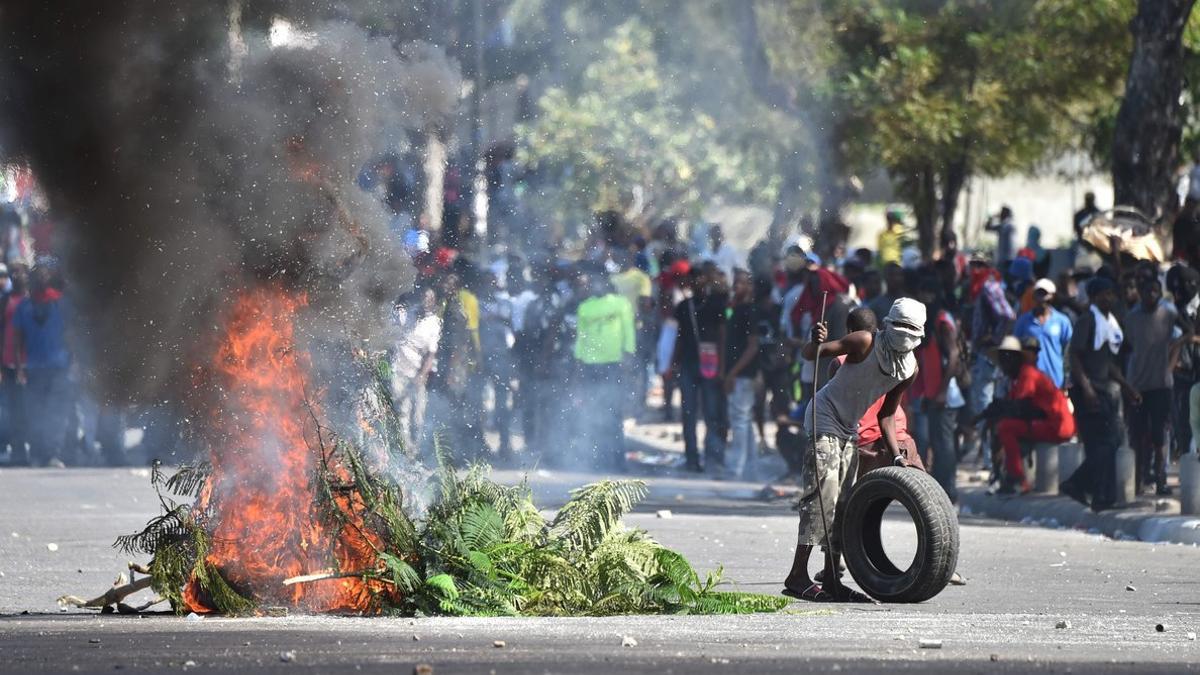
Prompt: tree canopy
<box><xmin>503</xmin><ymin>0</ymin><xmax>1198</xmax><ymax>255</ymax></box>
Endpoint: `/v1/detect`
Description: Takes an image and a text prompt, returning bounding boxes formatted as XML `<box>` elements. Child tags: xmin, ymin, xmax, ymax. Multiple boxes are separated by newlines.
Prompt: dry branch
<box><xmin>58</xmin><ymin>576</ymin><xmax>153</xmax><ymax>609</ymax></box>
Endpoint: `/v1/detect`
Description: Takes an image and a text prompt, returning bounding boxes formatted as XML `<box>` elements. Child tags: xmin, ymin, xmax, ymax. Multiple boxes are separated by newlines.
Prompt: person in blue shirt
<box><xmin>13</xmin><ymin>262</ymin><xmax>73</xmax><ymax>467</ymax></box>
<box><xmin>1013</xmin><ymin>278</ymin><xmax>1073</xmax><ymax>388</ymax></box>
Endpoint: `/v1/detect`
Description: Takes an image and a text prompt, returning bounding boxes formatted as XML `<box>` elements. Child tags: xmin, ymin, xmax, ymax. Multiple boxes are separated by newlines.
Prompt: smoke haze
<box><xmin>0</xmin><ymin>2</ymin><xmax>459</xmax><ymax>406</ymax></box>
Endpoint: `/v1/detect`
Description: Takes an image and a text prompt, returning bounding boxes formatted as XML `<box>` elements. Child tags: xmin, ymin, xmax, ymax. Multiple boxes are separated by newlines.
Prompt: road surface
<box><xmin>1</xmin><ymin>467</ymin><xmax>1198</xmax><ymax>673</ymax></box>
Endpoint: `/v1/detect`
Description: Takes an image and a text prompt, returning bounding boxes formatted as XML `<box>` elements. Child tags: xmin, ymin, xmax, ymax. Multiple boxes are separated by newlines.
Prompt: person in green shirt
<box><xmin>574</xmin><ymin>271</ymin><xmax>637</xmax><ymax>471</ymax></box>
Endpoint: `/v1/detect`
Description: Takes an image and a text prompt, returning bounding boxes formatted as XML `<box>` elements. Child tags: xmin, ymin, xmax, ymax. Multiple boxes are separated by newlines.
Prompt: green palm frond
<box><xmin>114</xmin><ymin>504</ymin><xmax>193</xmax><ymax>556</ymax></box>
<box><xmin>549</xmin><ymin>480</ymin><xmax>648</xmax><ymax>553</ymax></box>
<box><xmin>459</xmin><ymin>502</ymin><xmax>505</xmax><ymax>552</ymax></box>
<box><xmin>378</xmin><ymin>552</ymin><xmax>422</xmax><ymax>595</ymax></box>
<box><xmin>164</xmin><ymin>462</ymin><xmax>211</xmax><ymax>499</ymax></box>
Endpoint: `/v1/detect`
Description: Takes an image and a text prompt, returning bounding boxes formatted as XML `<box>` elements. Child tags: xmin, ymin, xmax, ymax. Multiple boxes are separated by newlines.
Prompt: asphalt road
<box><xmin>2</xmin><ymin>467</ymin><xmax>1199</xmax><ymax>673</ymax></box>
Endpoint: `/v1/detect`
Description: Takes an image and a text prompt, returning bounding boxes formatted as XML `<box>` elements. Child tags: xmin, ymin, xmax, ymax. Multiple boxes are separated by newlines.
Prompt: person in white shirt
<box><xmin>390</xmin><ymin>287</ymin><xmax>442</xmax><ymax>453</ymax></box>
<box><xmin>698</xmin><ymin>224</ymin><xmax>743</xmax><ymax>285</ymax></box>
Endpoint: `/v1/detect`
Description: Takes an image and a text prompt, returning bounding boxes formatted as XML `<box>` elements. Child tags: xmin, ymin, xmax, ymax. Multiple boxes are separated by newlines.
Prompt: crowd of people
<box><xmin>4</xmin><ymin>161</ymin><xmax>1200</xmax><ymax>521</ymax></box>
<box><xmin>387</xmin><ymin>199</ymin><xmax>1200</xmax><ymax>519</ymax></box>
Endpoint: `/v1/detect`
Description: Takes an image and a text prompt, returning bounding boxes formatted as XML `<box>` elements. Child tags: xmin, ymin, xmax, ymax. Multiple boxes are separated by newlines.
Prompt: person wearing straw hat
<box><xmin>782</xmin><ymin>298</ymin><xmax>925</xmax><ymax>603</ymax></box>
<box><xmin>976</xmin><ymin>336</ymin><xmax>1075</xmax><ymax>495</ymax></box>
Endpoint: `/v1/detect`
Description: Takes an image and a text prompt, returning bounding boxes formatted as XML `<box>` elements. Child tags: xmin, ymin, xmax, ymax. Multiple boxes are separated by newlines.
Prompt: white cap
<box><xmin>1033</xmin><ymin>278</ymin><xmax>1056</xmax><ymax>295</ymax></box>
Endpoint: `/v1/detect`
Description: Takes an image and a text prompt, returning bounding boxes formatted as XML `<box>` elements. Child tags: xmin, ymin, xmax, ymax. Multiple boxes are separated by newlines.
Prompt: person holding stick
<box><xmin>782</xmin><ymin>297</ymin><xmax>926</xmax><ymax>603</ymax></box>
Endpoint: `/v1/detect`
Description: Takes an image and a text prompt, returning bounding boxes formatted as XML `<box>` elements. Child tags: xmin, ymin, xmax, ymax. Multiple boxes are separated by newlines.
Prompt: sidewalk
<box><xmin>958</xmin><ymin>480</ymin><xmax>1200</xmax><ymax>546</ymax></box>
<box><xmin>629</xmin><ymin>417</ymin><xmax>1200</xmax><ymax>546</ymax></box>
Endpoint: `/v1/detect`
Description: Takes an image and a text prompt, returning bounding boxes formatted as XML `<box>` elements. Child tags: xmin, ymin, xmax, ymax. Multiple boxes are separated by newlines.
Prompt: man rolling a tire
<box><xmin>783</xmin><ymin>298</ymin><xmax>926</xmax><ymax>603</ymax></box>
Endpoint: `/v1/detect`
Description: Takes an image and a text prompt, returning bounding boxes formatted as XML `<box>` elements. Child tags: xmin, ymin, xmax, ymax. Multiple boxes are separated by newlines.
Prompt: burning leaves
<box><xmin>108</xmin><ymin>287</ymin><xmax>785</xmax><ymax>616</ymax></box>
<box><xmin>123</xmin><ymin>448</ymin><xmax>788</xmax><ymax>617</ymax></box>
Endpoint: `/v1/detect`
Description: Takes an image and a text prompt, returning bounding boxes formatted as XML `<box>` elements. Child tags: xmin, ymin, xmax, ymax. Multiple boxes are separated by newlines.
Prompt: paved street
<box><xmin>2</xmin><ymin>467</ymin><xmax>1199</xmax><ymax>673</ymax></box>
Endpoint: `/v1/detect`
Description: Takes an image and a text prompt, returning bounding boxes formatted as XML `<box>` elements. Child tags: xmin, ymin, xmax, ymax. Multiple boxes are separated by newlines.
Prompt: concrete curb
<box><xmin>959</xmin><ymin>486</ymin><xmax>1200</xmax><ymax>546</ymax></box>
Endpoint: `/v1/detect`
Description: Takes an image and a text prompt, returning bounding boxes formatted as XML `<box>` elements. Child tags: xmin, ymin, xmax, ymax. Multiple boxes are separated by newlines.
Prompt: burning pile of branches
<box><xmin>95</xmin><ymin>286</ymin><xmax>786</xmax><ymax>618</ymax></box>
<box><xmin>114</xmin><ymin>452</ymin><xmax>787</xmax><ymax>617</ymax></box>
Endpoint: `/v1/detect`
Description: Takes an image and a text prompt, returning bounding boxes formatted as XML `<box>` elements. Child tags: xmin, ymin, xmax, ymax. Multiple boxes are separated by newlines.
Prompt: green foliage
<box><xmin>516</xmin><ymin>18</ymin><xmax>780</xmax><ymax>227</ymax></box>
<box><xmin>832</xmin><ymin>0</ymin><xmax>1131</xmax><ymax>174</ymax></box>
<box><xmin>399</xmin><ymin>454</ymin><xmax>786</xmax><ymax>616</ymax></box>
<box><xmin>125</xmin><ymin>447</ymin><xmax>785</xmax><ymax>617</ymax></box>
<box><xmin>115</xmin><ymin>464</ymin><xmax>253</xmax><ymax>615</ymax></box>
<box><xmin>549</xmin><ymin>480</ymin><xmax>647</xmax><ymax>551</ymax></box>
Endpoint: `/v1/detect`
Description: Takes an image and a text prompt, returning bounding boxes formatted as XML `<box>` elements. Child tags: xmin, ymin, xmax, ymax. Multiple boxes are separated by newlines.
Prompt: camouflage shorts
<box><xmin>795</xmin><ymin>434</ymin><xmax>858</xmax><ymax>549</ymax></box>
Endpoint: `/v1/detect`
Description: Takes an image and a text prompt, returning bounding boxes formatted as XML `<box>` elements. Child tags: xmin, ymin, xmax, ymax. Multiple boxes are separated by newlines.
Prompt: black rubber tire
<box><xmin>840</xmin><ymin>467</ymin><xmax>959</xmax><ymax>603</ymax></box>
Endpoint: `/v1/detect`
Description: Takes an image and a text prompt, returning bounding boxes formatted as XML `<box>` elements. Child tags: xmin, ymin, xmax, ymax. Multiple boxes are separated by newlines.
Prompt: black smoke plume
<box><xmin>0</xmin><ymin>2</ymin><xmax>458</xmax><ymax>405</ymax></box>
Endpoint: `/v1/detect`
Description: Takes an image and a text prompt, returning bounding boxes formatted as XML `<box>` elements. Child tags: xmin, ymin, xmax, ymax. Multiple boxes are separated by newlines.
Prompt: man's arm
<box><xmin>878</xmin><ymin>373</ymin><xmax>916</xmax><ymax>461</ymax></box>
<box><xmin>724</xmin><ymin>333</ymin><xmax>759</xmax><ymax>394</ymax></box>
<box><xmin>936</xmin><ymin>320</ymin><xmax>959</xmax><ymax>404</ymax></box>
<box><xmin>12</xmin><ymin>305</ymin><xmax>25</xmax><ymax>385</ymax></box>
<box><xmin>800</xmin><ymin>325</ymin><xmax>872</xmax><ymax>361</ymax></box>
<box><xmin>717</xmin><ymin>321</ymin><xmax>727</xmax><ymax>376</ymax></box>
<box><xmin>1109</xmin><ymin>359</ymin><xmax>1142</xmax><ymax>405</ymax></box>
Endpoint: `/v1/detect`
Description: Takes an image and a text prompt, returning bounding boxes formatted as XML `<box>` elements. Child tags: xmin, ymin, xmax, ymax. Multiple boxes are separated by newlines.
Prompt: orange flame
<box><xmin>183</xmin><ymin>287</ymin><xmax>388</xmax><ymax>613</ymax></box>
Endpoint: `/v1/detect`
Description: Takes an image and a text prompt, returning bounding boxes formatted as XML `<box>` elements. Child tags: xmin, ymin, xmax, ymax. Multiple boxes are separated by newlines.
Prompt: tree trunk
<box><xmin>423</xmin><ymin>127</ymin><xmax>448</xmax><ymax>233</ymax></box>
<box><xmin>939</xmin><ymin>154</ymin><xmax>969</xmax><ymax>254</ymax></box>
<box><xmin>1112</xmin><ymin>0</ymin><xmax>1196</xmax><ymax>221</ymax></box>
<box><xmin>912</xmin><ymin>166</ymin><xmax>938</xmax><ymax>261</ymax></box>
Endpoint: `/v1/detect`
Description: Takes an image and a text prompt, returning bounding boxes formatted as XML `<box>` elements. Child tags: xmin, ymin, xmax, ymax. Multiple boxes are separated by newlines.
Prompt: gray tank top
<box><xmin>806</xmin><ymin>340</ymin><xmax>905</xmax><ymax>440</ymax></box>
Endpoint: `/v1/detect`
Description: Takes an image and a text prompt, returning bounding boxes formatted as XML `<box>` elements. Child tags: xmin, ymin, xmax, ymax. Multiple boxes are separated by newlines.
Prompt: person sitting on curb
<box><xmin>976</xmin><ymin>336</ymin><xmax>1075</xmax><ymax>495</ymax></box>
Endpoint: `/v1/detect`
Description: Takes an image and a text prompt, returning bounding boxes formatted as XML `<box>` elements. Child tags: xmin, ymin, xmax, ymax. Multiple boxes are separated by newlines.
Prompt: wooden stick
<box><xmin>58</xmin><ymin>576</ymin><xmax>153</xmax><ymax>609</ymax></box>
<box><xmin>282</xmin><ymin>570</ymin><xmax>342</xmax><ymax>586</ymax></box>
<box><xmin>282</xmin><ymin>570</ymin><xmax>394</xmax><ymax>587</ymax></box>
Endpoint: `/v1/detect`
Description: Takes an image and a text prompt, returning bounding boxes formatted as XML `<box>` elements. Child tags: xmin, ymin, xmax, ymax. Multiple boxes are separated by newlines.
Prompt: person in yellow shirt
<box><xmin>877</xmin><ymin>209</ymin><xmax>906</xmax><ymax>268</ymax></box>
<box><xmin>609</xmin><ymin>251</ymin><xmax>654</xmax><ymax>408</ymax></box>
<box><xmin>427</xmin><ymin>270</ymin><xmax>484</xmax><ymax>463</ymax></box>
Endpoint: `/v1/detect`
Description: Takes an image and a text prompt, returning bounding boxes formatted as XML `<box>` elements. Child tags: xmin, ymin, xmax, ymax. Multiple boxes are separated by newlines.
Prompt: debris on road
<box><xmin>1187</xmin><ymin>632</ymin><xmax>1196</xmax><ymax>641</ymax></box>
<box><xmin>655</xmin><ymin>510</ymin><xmax>673</xmax><ymax>519</ymax></box>
<box><xmin>493</xmin><ymin>640</ymin><xmax>506</xmax><ymax>648</ymax></box>
<box><xmin>919</xmin><ymin>639</ymin><xmax>943</xmax><ymax>649</ymax></box>
<box><xmin>46</xmin><ymin>543</ymin><xmax>58</xmax><ymax>552</ymax></box>
<box><xmin>413</xmin><ymin>665</ymin><xmax>433</xmax><ymax>675</ymax></box>
<box><xmin>1155</xmin><ymin>624</ymin><xmax>1167</xmax><ymax>632</ymax></box>
<box><xmin>1126</xmin><ymin>585</ymin><xmax>1137</xmax><ymax>592</ymax></box>
<box><xmin>1055</xmin><ymin>620</ymin><xmax>1070</xmax><ymax>629</ymax></box>
<box><xmin>621</xmin><ymin>636</ymin><xmax>638</xmax><ymax>647</ymax></box>
<box><xmin>279</xmin><ymin>650</ymin><xmax>296</xmax><ymax>663</ymax></box>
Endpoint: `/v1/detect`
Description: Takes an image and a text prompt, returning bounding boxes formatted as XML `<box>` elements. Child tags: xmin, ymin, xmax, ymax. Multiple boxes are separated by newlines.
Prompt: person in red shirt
<box><xmin>0</xmin><ymin>264</ymin><xmax>26</xmax><ymax>465</ymax></box>
<box><xmin>977</xmin><ymin>336</ymin><xmax>1076</xmax><ymax>495</ymax></box>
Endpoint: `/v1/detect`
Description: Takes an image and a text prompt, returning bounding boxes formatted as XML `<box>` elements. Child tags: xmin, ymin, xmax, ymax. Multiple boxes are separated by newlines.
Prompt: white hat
<box><xmin>995</xmin><ymin>335</ymin><xmax>1023</xmax><ymax>353</ymax></box>
<box><xmin>1033</xmin><ymin>278</ymin><xmax>1056</xmax><ymax>295</ymax></box>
